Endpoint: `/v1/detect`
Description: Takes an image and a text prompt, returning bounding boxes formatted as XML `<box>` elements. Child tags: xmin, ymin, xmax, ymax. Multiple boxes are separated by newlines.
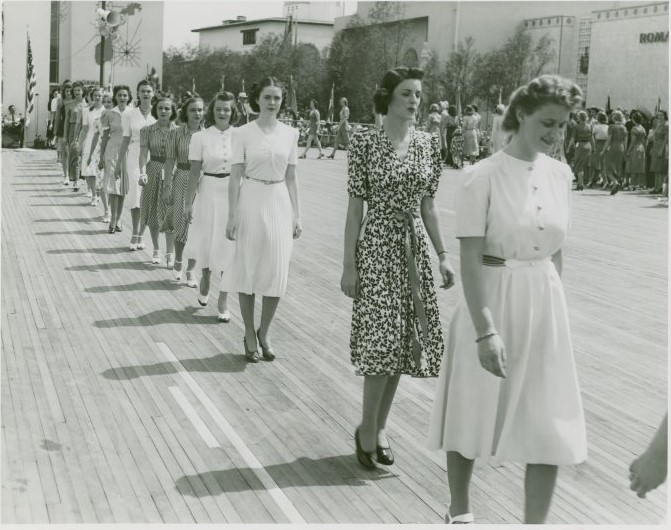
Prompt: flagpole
<box><xmin>23</xmin><ymin>28</ymin><xmax>29</xmax><ymax>148</ymax></box>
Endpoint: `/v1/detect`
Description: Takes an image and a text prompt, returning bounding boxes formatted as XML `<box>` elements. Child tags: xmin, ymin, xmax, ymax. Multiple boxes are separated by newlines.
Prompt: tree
<box><xmin>443</xmin><ymin>37</ymin><xmax>479</xmax><ymax>107</ymax></box>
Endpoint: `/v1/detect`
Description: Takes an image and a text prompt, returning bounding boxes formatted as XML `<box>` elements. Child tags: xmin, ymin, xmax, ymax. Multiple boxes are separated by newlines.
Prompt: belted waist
<box><xmin>149</xmin><ymin>155</ymin><xmax>166</xmax><ymax>163</ymax></box>
<box><xmin>482</xmin><ymin>255</ymin><xmax>551</xmax><ymax>268</ymax></box>
<box><xmin>204</xmin><ymin>172</ymin><xmax>230</xmax><ymax>179</ymax></box>
<box><xmin>176</xmin><ymin>162</ymin><xmax>191</xmax><ymax>170</ymax></box>
<box><xmin>244</xmin><ymin>176</ymin><xmax>284</xmax><ymax>185</ymax></box>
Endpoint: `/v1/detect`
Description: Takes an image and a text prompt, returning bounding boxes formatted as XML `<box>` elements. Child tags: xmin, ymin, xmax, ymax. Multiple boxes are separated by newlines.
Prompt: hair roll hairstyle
<box><xmin>501</xmin><ymin>75</ymin><xmax>582</xmax><ymax>132</ymax></box>
<box><xmin>71</xmin><ymin>81</ymin><xmax>85</xmax><ymax>95</ymax></box>
<box><xmin>205</xmin><ymin>91</ymin><xmax>238</xmax><ymax>126</ymax></box>
<box><xmin>373</xmin><ymin>67</ymin><xmax>424</xmax><ymax>115</ymax></box>
<box><xmin>178</xmin><ymin>93</ymin><xmax>204</xmax><ymax>124</ymax></box>
<box><xmin>151</xmin><ymin>91</ymin><xmax>177</xmax><ymax>121</ymax></box>
<box><xmin>112</xmin><ymin>84</ymin><xmax>132</xmax><ymax>106</ymax></box>
<box><xmin>249</xmin><ymin>77</ymin><xmax>285</xmax><ymax>113</ymax></box>
<box><xmin>596</xmin><ymin>111</ymin><xmax>608</xmax><ymax>124</ymax></box>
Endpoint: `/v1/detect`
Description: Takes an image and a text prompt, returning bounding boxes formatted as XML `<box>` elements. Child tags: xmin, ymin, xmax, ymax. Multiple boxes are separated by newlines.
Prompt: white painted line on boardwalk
<box><xmin>157</xmin><ymin>342</ymin><xmax>306</xmax><ymax>524</ymax></box>
<box><xmin>168</xmin><ymin>386</ymin><xmax>221</xmax><ymax>449</ymax></box>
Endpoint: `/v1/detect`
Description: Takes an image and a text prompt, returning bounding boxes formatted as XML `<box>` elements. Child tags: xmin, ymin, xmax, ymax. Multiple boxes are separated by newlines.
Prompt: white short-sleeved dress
<box><xmin>427</xmin><ymin>150</ymin><xmax>587</xmax><ymax>466</ymax></box>
<box><xmin>222</xmin><ymin>121</ymin><xmax>299</xmax><ymax>297</ymax></box>
<box><xmin>80</xmin><ymin>105</ymin><xmax>105</xmax><ymax>182</ymax></box>
<box><xmin>184</xmin><ymin>125</ymin><xmax>235</xmax><ymax>277</ymax></box>
<box><xmin>123</xmin><ymin>107</ymin><xmax>156</xmax><ymax>208</ymax></box>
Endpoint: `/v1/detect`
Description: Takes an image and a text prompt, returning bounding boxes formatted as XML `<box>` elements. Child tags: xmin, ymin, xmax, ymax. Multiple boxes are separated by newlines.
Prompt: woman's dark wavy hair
<box><xmin>112</xmin><ymin>84</ymin><xmax>132</xmax><ymax>106</ymax></box>
<box><xmin>448</xmin><ymin>104</ymin><xmax>457</xmax><ymax>117</ymax></box>
<box><xmin>87</xmin><ymin>86</ymin><xmax>103</xmax><ymax>111</ymax></box>
<box><xmin>71</xmin><ymin>81</ymin><xmax>85</xmax><ymax>97</ymax></box>
<box><xmin>151</xmin><ymin>92</ymin><xmax>178</xmax><ymax>121</ymax></box>
<box><xmin>373</xmin><ymin>67</ymin><xmax>424</xmax><ymax>115</ymax></box>
<box><xmin>205</xmin><ymin>91</ymin><xmax>238</xmax><ymax>126</ymax></box>
<box><xmin>249</xmin><ymin>77</ymin><xmax>285</xmax><ymax>113</ymax></box>
<box><xmin>178</xmin><ymin>93</ymin><xmax>204</xmax><ymax>124</ymax></box>
<box><xmin>501</xmin><ymin>75</ymin><xmax>582</xmax><ymax>132</ymax></box>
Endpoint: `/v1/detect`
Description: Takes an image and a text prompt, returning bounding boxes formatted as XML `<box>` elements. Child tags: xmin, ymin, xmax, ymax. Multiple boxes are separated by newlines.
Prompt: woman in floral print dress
<box><xmin>341</xmin><ymin>67</ymin><xmax>455</xmax><ymax>470</ymax></box>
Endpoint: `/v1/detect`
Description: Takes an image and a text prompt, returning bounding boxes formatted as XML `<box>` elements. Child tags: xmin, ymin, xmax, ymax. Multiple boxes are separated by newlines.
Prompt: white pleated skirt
<box><xmin>222</xmin><ymin>179</ymin><xmax>293</xmax><ymax>297</ymax></box>
<box><xmin>184</xmin><ymin>175</ymin><xmax>234</xmax><ymax>276</ymax></box>
<box><xmin>427</xmin><ymin>259</ymin><xmax>587</xmax><ymax>466</ymax></box>
<box><xmin>126</xmin><ymin>142</ymin><xmax>142</xmax><ymax>209</ymax></box>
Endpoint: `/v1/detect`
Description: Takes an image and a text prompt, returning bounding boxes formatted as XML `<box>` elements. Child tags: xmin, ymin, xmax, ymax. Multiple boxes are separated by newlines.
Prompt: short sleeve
<box><xmin>561</xmin><ymin>163</ymin><xmax>574</xmax><ymax>234</ymax></box>
<box><xmin>230</xmin><ymin>128</ymin><xmax>245</xmax><ymax>165</ymax></box>
<box><xmin>140</xmin><ymin>125</ymin><xmax>150</xmax><ymax>149</ymax></box>
<box><xmin>122</xmin><ymin>110</ymin><xmax>131</xmax><ymax>137</ymax></box>
<box><xmin>426</xmin><ymin>134</ymin><xmax>442</xmax><ymax>198</ymax></box>
<box><xmin>188</xmin><ymin>131</ymin><xmax>204</xmax><ymax>161</ymax></box>
<box><xmin>100</xmin><ymin>110</ymin><xmax>110</xmax><ymax>130</ymax></box>
<box><xmin>165</xmin><ymin>129</ymin><xmax>177</xmax><ymax>159</ymax></box>
<box><xmin>80</xmin><ymin>108</ymin><xmax>89</xmax><ymax>127</ymax></box>
<box><xmin>347</xmin><ymin>133</ymin><xmax>368</xmax><ymax>199</ymax></box>
<box><xmin>287</xmin><ymin>127</ymin><xmax>299</xmax><ymax>165</ymax></box>
<box><xmin>455</xmin><ymin>165</ymin><xmax>490</xmax><ymax>238</ymax></box>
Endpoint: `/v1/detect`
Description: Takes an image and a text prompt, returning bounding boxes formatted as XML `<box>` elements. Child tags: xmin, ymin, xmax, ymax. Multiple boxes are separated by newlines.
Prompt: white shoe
<box><xmin>102</xmin><ymin>213</ymin><xmax>111</xmax><ymax>223</ymax></box>
<box><xmin>151</xmin><ymin>250</ymin><xmax>160</xmax><ymax>264</ymax></box>
<box><xmin>445</xmin><ymin>510</ymin><xmax>474</xmax><ymax>524</ymax></box>
<box><xmin>185</xmin><ymin>270</ymin><xmax>197</xmax><ymax>288</ymax></box>
<box><xmin>217</xmin><ymin>310</ymin><xmax>231</xmax><ymax>323</ymax></box>
<box><xmin>198</xmin><ymin>293</ymin><xmax>209</xmax><ymax>306</ymax></box>
<box><xmin>62</xmin><ymin>179</ymin><xmax>69</xmax><ymax>186</ymax></box>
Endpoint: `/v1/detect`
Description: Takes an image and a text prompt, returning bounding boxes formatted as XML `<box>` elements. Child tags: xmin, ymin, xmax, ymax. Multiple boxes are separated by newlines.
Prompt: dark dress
<box><xmin>626</xmin><ymin>125</ymin><xmax>646</xmax><ymax>175</ymax></box>
<box><xmin>347</xmin><ymin>128</ymin><xmax>445</xmax><ymax>377</ymax></box>
<box><xmin>604</xmin><ymin>123</ymin><xmax>627</xmax><ymax>176</ymax></box>
<box><xmin>139</xmin><ymin>122</ymin><xmax>176</xmax><ymax>231</ymax></box>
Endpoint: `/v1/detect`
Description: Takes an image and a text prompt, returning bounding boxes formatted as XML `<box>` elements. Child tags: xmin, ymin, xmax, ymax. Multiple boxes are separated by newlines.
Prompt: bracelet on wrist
<box><xmin>437</xmin><ymin>250</ymin><xmax>448</xmax><ymax>256</ymax></box>
<box><xmin>475</xmin><ymin>331</ymin><xmax>498</xmax><ymax>343</ymax></box>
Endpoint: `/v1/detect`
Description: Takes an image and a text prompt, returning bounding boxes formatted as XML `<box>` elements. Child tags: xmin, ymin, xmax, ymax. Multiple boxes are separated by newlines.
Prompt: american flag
<box><xmin>25</xmin><ymin>34</ymin><xmax>36</xmax><ymax>126</ymax></box>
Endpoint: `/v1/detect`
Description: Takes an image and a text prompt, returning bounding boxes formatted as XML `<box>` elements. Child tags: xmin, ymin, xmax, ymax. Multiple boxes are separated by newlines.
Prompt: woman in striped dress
<box><xmin>137</xmin><ymin>93</ymin><xmax>177</xmax><ymax>263</ymax></box>
<box><xmin>163</xmin><ymin>95</ymin><xmax>204</xmax><ymax>284</ymax></box>
<box><xmin>98</xmin><ymin>85</ymin><xmax>132</xmax><ymax>233</ymax></box>
<box><xmin>185</xmin><ymin>92</ymin><xmax>237</xmax><ymax>321</ymax></box>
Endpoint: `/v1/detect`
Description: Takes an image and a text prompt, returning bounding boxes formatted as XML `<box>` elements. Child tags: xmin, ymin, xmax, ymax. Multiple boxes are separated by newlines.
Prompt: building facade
<box><xmin>2</xmin><ymin>1</ymin><xmax>164</xmax><ymax>146</ymax></box>
<box><xmin>193</xmin><ymin>16</ymin><xmax>334</xmax><ymax>53</ymax></box>
<box><xmin>335</xmin><ymin>1</ymin><xmax>668</xmax><ymax>110</ymax></box>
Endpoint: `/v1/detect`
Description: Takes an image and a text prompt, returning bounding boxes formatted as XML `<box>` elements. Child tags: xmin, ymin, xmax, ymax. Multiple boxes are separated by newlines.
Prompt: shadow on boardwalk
<box><xmin>85</xmin><ymin>280</ymin><xmax>183</xmax><ymax>292</ymax></box>
<box><xmin>101</xmin><ymin>353</ymin><xmax>246</xmax><ymax>379</ymax></box>
<box><xmin>93</xmin><ymin>307</ymin><xmax>222</xmax><ymax>328</ymax></box>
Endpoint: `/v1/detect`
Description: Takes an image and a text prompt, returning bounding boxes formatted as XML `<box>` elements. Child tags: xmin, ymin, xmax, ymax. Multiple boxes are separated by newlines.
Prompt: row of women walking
<box><xmin>50</xmin><ymin>70</ymin><xmax>665</xmax><ymax>523</ymax></box>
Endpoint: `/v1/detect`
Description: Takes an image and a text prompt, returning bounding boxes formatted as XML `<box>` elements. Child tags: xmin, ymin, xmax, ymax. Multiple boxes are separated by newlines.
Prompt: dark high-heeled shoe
<box><xmin>376</xmin><ymin>443</ymin><xmax>394</xmax><ymax>466</ymax></box>
<box><xmin>610</xmin><ymin>183</ymin><xmax>620</xmax><ymax>195</ymax></box>
<box><xmin>355</xmin><ymin>428</ymin><xmax>377</xmax><ymax>469</ymax></box>
<box><xmin>257</xmin><ymin>329</ymin><xmax>275</xmax><ymax>361</ymax></box>
<box><xmin>243</xmin><ymin>336</ymin><xmax>259</xmax><ymax>363</ymax></box>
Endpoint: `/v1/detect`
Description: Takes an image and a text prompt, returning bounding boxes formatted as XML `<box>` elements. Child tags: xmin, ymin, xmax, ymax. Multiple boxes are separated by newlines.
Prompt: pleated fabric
<box><xmin>427</xmin><ymin>260</ymin><xmax>587</xmax><ymax>465</ymax></box>
<box><xmin>222</xmin><ymin>179</ymin><xmax>293</xmax><ymax>297</ymax></box>
<box><xmin>126</xmin><ymin>142</ymin><xmax>143</xmax><ymax>208</ymax></box>
<box><xmin>184</xmin><ymin>175</ymin><xmax>235</xmax><ymax>274</ymax></box>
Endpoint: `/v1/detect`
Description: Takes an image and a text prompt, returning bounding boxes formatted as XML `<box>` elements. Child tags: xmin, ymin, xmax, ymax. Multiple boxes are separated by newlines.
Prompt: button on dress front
<box><xmin>427</xmin><ymin>150</ymin><xmax>587</xmax><ymax>465</ymax></box>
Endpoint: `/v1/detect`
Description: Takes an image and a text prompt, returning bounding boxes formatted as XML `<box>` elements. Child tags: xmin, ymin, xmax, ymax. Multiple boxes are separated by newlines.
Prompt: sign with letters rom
<box><xmin>640</xmin><ymin>31</ymin><xmax>669</xmax><ymax>43</ymax></box>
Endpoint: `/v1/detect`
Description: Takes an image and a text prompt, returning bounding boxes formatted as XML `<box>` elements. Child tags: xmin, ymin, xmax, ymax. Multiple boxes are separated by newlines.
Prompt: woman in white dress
<box><xmin>116</xmin><ymin>80</ymin><xmax>156</xmax><ymax>249</ymax></box>
<box><xmin>427</xmin><ymin>75</ymin><xmax>587</xmax><ymax>524</ymax></box>
<box><xmin>78</xmin><ymin>86</ymin><xmax>105</xmax><ymax>207</ymax></box>
<box><xmin>184</xmin><ymin>92</ymin><xmax>237</xmax><ymax>321</ymax></box>
<box><xmin>490</xmin><ymin>103</ymin><xmax>508</xmax><ymax>153</ymax></box>
<box><xmin>225</xmin><ymin>77</ymin><xmax>302</xmax><ymax>362</ymax></box>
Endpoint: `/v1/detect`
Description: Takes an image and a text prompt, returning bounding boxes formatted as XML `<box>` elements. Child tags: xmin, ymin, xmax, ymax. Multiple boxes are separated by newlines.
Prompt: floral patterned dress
<box><xmin>347</xmin><ymin>128</ymin><xmax>444</xmax><ymax>377</ymax></box>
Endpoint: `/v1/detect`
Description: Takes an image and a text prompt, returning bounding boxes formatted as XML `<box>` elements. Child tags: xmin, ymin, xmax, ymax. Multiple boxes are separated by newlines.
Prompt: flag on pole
<box><xmin>655</xmin><ymin>97</ymin><xmax>661</xmax><ymax>115</ymax></box>
<box><xmin>498</xmin><ymin>86</ymin><xmax>502</xmax><ymax>106</ymax></box>
<box><xmin>25</xmin><ymin>33</ymin><xmax>37</xmax><ymax>127</ymax></box>
<box><xmin>241</xmin><ymin>79</ymin><xmax>246</xmax><ymax>94</ymax></box>
<box><xmin>288</xmin><ymin>75</ymin><xmax>298</xmax><ymax>114</ymax></box>
<box><xmin>327</xmin><ymin>83</ymin><xmax>334</xmax><ymax>123</ymax></box>
<box><xmin>192</xmin><ymin>78</ymin><xmax>196</xmax><ymax>94</ymax></box>
<box><xmin>606</xmin><ymin>92</ymin><xmax>611</xmax><ymax>113</ymax></box>
<box><xmin>220</xmin><ymin>74</ymin><xmax>225</xmax><ymax>92</ymax></box>
<box><xmin>456</xmin><ymin>85</ymin><xmax>462</xmax><ymax>118</ymax></box>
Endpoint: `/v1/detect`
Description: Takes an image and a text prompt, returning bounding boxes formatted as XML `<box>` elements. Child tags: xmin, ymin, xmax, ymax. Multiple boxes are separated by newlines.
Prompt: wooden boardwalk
<box><xmin>1</xmin><ymin>148</ymin><xmax>667</xmax><ymax>524</ymax></box>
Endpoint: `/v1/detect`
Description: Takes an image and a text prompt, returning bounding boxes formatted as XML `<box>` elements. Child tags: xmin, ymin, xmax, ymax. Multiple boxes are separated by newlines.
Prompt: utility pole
<box><xmin>99</xmin><ymin>1</ymin><xmax>106</xmax><ymax>86</ymax></box>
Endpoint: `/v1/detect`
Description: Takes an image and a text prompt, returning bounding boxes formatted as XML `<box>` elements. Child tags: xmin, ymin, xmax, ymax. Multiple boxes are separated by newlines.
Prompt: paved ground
<box><xmin>1</xmin><ymin>148</ymin><xmax>667</xmax><ymax>524</ymax></box>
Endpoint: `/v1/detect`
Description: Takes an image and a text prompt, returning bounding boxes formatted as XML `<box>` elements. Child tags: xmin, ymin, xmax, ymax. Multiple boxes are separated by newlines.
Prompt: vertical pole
<box><xmin>557</xmin><ymin>16</ymin><xmax>564</xmax><ymax>74</ymax></box>
<box><xmin>23</xmin><ymin>29</ymin><xmax>28</xmax><ymax>147</ymax></box>
<box><xmin>99</xmin><ymin>1</ymin><xmax>106</xmax><ymax>86</ymax></box>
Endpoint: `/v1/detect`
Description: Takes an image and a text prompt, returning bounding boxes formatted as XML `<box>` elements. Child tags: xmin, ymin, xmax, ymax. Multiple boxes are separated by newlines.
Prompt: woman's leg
<box><xmin>258</xmin><ymin>296</ymin><xmax>280</xmax><ymax>345</ymax></box>
<box><xmin>358</xmin><ymin>375</ymin><xmax>389</xmax><ymax>452</ymax></box>
<box><xmin>109</xmin><ymin>194</ymin><xmax>119</xmax><ymax>228</ymax></box>
<box><xmin>524</xmin><ymin>464</ymin><xmax>558</xmax><ymax>524</ymax></box>
<box><xmin>148</xmin><ymin>226</ymin><xmax>160</xmax><ymax>252</ymax></box>
<box><xmin>164</xmin><ymin>231</ymin><xmax>175</xmax><ymax>259</ymax></box>
<box><xmin>130</xmin><ymin>207</ymin><xmax>141</xmax><ymax>238</ymax></box>
<box><xmin>86</xmin><ymin>176</ymin><xmax>96</xmax><ymax>200</ymax></box>
<box><xmin>447</xmin><ymin>451</ymin><xmax>475</xmax><ymax>518</ymax></box>
<box><xmin>314</xmin><ymin>136</ymin><xmax>323</xmax><ymax>156</ymax></box>
<box><xmin>300</xmin><ymin>136</ymin><xmax>313</xmax><ymax>158</ymax></box>
<box><xmin>174</xmin><ymin>240</ymin><xmax>186</xmax><ymax>265</ymax></box>
<box><xmin>375</xmin><ymin>374</ymin><xmax>401</xmax><ymax>447</ymax></box>
<box><xmin>217</xmin><ymin>290</ymin><xmax>229</xmax><ymax>314</ymax></box>
<box><xmin>239</xmin><ymin>293</ymin><xmax>256</xmax><ymax>349</ymax></box>
<box><xmin>200</xmin><ymin>268</ymin><xmax>211</xmax><ymax>296</ymax></box>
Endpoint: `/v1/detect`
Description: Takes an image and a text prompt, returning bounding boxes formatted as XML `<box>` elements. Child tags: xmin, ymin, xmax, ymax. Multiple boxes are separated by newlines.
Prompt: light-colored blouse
<box><xmin>122</xmin><ymin>107</ymin><xmax>156</xmax><ymax>144</ymax></box>
<box><xmin>189</xmin><ymin>125</ymin><xmax>234</xmax><ymax>174</ymax></box>
<box><xmin>231</xmin><ymin>121</ymin><xmax>298</xmax><ymax>182</ymax></box>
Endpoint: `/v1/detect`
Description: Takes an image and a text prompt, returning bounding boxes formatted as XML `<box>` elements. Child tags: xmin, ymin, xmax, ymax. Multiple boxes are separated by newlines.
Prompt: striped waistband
<box><xmin>204</xmin><ymin>172</ymin><xmax>230</xmax><ymax>179</ymax></box>
<box><xmin>244</xmin><ymin>176</ymin><xmax>284</xmax><ymax>185</ymax></box>
<box><xmin>482</xmin><ymin>255</ymin><xmax>551</xmax><ymax>268</ymax></box>
<box><xmin>176</xmin><ymin>162</ymin><xmax>190</xmax><ymax>170</ymax></box>
<box><xmin>149</xmin><ymin>156</ymin><xmax>166</xmax><ymax>163</ymax></box>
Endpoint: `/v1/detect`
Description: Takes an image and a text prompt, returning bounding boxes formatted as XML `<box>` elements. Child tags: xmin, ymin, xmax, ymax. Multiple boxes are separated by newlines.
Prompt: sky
<box><xmin>162</xmin><ymin>0</ymin><xmax>358</xmax><ymax>49</ymax></box>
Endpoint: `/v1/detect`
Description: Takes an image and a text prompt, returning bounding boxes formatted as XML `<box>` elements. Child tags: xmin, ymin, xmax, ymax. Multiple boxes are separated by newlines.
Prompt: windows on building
<box><xmin>242</xmin><ymin>29</ymin><xmax>258</xmax><ymax>45</ymax></box>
